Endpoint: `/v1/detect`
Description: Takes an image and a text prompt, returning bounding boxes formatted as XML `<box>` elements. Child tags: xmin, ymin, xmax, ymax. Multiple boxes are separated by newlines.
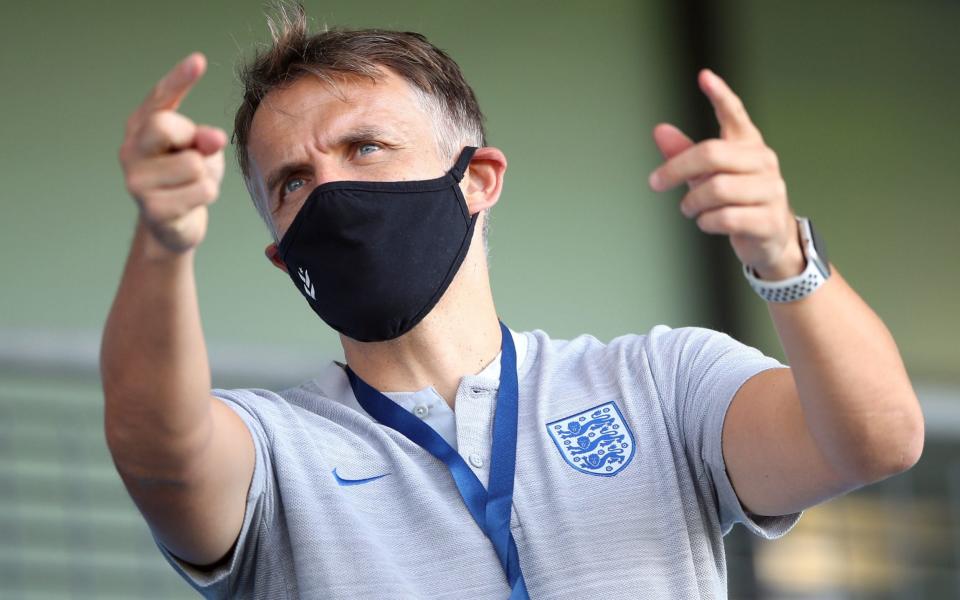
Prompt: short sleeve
<box><xmin>646</xmin><ymin>325</ymin><xmax>802</xmax><ymax>539</ymax></box>
<box><xmin>152</xmin><ymin>388</ymin><xmax>276</xmax><ymax>598</ymax></box>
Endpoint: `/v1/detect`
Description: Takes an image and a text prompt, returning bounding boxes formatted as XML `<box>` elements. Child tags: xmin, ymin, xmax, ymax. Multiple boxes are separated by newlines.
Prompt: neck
<box><xmin>341</xmin><ymin>243</ymin><xmax>501</xmax><ymax>408</ymax></box>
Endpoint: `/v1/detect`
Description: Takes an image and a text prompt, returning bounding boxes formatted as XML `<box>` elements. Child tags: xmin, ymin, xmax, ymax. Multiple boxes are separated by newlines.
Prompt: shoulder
<box><xmin>211</xmin><ymin>363</ymin><xmax>397</xmax><ymax>462</ymax></box>
<box><xmin>525</xmin><ymin>324</ymin><xmax>745</xmax><ymax>369</ymax></box>
<box><xmin>212</xmin><ymin>385</ymin><xmax>300</xmax><ymax>422</ymax></box>
<box><xmin>522</xmin><ymin>326</ymin><xmax>776</xmax><ymax>403</ymax></box>
<box><xmin>210</xmin><ymin>370</ymin><xmax>354</xmax><ymax>439</ymax></box>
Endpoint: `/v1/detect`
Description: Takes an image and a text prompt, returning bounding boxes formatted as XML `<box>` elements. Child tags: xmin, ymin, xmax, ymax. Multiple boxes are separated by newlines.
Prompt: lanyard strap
<box><xmin>346</xmin><ymin>321</ymin><xmax>528</xmax><ymax>599</ymax></box>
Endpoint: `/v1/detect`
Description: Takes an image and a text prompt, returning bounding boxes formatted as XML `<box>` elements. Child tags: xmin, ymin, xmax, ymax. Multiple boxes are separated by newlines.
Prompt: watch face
<box><xmin>806</xmin><ymin>219</ymin><xmax>831</xmax><ymax>277</ymax></box>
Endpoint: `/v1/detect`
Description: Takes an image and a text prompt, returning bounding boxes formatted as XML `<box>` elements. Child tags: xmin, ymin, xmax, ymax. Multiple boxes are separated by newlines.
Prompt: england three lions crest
<box><xmin>546</xmin><ymin>401</ymin><xmax>636</xmax><ymax>477</ymax></box>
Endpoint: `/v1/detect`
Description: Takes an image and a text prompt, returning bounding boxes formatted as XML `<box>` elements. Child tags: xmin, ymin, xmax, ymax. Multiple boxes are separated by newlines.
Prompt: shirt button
<box><xmin>413</xmin><ymin>404</ymin><xmax>429</xmax><ymax>418</ymax></box>
<box><xmin>469</xmin><ymin>453</ymin><xmax>484</xmax><ymax>468</ymax></box>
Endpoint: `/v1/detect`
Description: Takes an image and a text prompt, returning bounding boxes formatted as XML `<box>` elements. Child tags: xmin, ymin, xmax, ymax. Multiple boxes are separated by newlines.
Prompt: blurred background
<box><xmin>0</xmin><ymin>0</ymin><xmax>957</xmax><ymax>598</ymax></box>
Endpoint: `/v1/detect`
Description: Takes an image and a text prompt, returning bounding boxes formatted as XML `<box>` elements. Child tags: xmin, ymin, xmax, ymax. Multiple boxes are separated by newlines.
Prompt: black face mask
<box><xmin>277</xmin><ymin>146</ymin><xmax>478</xmax><ymax>342</ymax></box>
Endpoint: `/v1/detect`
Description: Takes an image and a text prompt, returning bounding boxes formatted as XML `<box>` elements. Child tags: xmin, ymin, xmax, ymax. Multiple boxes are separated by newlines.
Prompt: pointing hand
<box><xmin>119</xmin><ymin>53</ymin><xmax>226</xmax><ymax>254</ymax></box>
<box><xmin>649</xmin><ymin>69</ymin><xmax>804</xmax><ymax>280</ymax></box>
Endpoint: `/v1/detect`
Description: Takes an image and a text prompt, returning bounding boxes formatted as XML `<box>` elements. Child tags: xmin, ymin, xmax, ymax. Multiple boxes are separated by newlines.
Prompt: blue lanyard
<box><xmin>346</xmin><ymin>321</ymin><xmax>529</xmax><ymax>599</ymax></box>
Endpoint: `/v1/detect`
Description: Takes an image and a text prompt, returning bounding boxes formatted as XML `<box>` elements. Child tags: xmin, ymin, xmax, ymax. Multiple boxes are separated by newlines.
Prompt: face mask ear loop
<box><xmin>449</xmin><ymin>146</ymin><xmax>478</xmax><ymax>182</ymax></box>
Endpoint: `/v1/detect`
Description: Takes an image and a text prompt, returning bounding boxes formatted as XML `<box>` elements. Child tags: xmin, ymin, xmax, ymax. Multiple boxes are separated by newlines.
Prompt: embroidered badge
<box><xmin>546</xmin><ymin>401</ymin><xmax>635</xmax><ymax>476</ymax></box>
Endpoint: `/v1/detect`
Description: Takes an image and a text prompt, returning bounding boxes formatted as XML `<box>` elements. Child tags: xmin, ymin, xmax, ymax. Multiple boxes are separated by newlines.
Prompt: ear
<box><xmin>264</xmin><ymin>243</ymin><xmax>288</xmax><ymax>273</ymax></box>
<box><xmin>461</xmin><ymin>146</ymin><xmax>507</xmax><ymax>215</ymax></box>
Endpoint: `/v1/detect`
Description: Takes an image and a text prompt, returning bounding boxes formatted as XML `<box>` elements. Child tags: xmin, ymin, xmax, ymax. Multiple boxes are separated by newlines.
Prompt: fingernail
<box><xmin>649</xmin><ymin>171</ymin><xmax>663</xmax><ymax>190</ymax></box>
<box><xmin>182</xmin><ymin>52</ymin><xmax>202</xmax><ymax>77</ymax></box>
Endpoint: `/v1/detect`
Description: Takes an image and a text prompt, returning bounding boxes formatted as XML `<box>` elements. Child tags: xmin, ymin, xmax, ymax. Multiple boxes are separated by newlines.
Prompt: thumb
<box><xmin>652</xmin><ymin>123</ymin><xmax>694</xmax><ymax>159</ymax></box>
<box><xmin>194</xmin><ymin>125</ymin><xmax>228</xmax><ymax>156</ymax></box>
<box><xmin>652</xmin><ymin>123</ymin><xmax>709</xmax><ymax>190</ymax></box>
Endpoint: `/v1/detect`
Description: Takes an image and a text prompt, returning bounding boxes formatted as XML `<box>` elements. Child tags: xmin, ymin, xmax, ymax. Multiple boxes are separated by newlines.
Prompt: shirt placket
<box><xmin>454</xmin><ymin>382</ymin><xmax>496</xmax><ymax>488</ymax></box>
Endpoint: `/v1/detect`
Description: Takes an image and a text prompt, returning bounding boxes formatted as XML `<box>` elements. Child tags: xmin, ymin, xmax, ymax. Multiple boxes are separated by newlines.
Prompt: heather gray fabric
<box><xmin>155</xmin><ymin>326</ymin><xmax>801</xmax><ymax>599</ymax></box>
<box><xmin>357</xmin><ymin>328</ymin><xmax>529</xmax><ymax>451</ymax></box>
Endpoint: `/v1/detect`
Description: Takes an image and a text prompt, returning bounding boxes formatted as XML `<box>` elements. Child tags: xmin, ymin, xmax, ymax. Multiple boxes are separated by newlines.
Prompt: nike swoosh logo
<box><xmin>332</xmin><ymin>467</ymin><xmax>391</xmax><ymax>486</ymax></box>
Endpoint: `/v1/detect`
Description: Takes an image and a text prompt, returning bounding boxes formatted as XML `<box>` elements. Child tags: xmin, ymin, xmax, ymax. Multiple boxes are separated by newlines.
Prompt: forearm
<box><xmin>768</xmin><ymin>268</ymin><xmax>924</xmax><ymax>482</ymax></box>
<box><xmin>101</xmin><ymin>218</ymin><xmax>214</xmax><ymax>479</ymax></box>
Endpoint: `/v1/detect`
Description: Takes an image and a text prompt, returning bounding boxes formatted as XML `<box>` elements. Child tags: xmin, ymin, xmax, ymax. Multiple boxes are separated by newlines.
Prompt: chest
<box><xmin>270</xmin><ymin>376</ymin><xmax>717</xmax><ymax>597</ymax></box>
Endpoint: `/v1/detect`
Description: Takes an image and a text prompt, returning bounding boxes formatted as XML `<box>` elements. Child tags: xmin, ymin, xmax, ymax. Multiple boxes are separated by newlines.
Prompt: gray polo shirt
<box><xmin>156</xmin><ymin>326</ymin><xmax>801</xmax><ymax>598</ymax></box>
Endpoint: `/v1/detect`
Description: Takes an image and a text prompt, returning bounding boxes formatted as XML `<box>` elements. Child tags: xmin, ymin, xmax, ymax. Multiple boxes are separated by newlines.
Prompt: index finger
<box><xmin>699</xmin><ymin>69</ymin><xmax>763</xmax><ymax>143</ymax></box>
<box><xmin>134</xmin><ymin>53</ymin><xmax>206</xmax><ymax>123</ymax></box>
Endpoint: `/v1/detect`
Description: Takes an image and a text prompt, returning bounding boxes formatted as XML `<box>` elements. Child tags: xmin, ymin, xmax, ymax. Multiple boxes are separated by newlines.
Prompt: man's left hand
<box><xmin>648</xmin><ymin>69</ymin><xmax>804</xmax><ymax>281</ymax></box>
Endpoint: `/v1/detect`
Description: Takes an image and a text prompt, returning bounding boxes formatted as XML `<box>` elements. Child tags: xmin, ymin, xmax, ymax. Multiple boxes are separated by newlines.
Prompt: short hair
<box><xmin>233</xmin><ymin>3</ymin><xmax>489</xmax><ymax>241</ymax></box>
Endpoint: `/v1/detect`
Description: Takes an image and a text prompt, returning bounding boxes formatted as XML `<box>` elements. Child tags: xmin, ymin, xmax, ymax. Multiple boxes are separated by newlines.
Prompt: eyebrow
<box><xmin>264</xmin><ymin>125</ymin><xmax>401</xmax><ymax>198</ymax></box>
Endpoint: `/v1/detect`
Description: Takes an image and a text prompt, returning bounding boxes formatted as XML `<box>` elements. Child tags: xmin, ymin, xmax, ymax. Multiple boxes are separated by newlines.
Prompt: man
<box><xmin>102</xmin><ymin>9</ymin><xmax>924</xmax><ymax>599</ymax></box>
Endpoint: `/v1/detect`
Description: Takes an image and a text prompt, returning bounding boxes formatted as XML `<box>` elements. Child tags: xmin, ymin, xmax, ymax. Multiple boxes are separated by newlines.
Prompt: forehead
<box><xmin>247</xmin><ymin>69</ymin><xmax>431</xmax><ymax>167</ymax></box>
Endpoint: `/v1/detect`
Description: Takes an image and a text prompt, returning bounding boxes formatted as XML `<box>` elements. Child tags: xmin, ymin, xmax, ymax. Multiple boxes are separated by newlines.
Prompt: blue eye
<box><xmin>283</xmin><ymin>177</ymin><xmax>305</xmax><ymax>195</ymax></box>
<box><xmin>357</xmin><ymin>143</ymin><xmax>380</xmax><ymax>157</ymax></box>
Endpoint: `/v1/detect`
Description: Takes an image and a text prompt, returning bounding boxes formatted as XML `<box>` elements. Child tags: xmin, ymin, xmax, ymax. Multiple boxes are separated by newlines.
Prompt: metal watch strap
<box><xmin>743</xmin><ymin>216</ymin><xmax>829</xmax><ymax>303</ymax></box>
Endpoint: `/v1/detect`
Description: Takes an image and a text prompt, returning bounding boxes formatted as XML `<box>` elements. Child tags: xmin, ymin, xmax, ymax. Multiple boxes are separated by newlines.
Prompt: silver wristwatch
<box><xmin>743</xmin><ymin>216</ymin><xmax>831</xmax><ymax>303</ymax></box>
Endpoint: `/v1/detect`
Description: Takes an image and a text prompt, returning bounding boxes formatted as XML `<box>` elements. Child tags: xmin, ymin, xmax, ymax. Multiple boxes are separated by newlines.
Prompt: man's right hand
<box><xmin>119</xmin><ymin>53</ymin><xmax>226</xmax><ymax>254</ymax></box>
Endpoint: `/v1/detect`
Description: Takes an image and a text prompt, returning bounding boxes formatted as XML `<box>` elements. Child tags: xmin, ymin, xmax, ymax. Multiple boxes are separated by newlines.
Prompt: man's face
<box><xmin>247</xmin><ymin>68</ymin><xmax>447</xmax><ymax>240</ymax></box>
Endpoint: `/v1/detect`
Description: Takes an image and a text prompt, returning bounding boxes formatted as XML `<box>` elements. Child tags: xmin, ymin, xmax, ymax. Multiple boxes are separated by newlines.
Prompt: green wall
<box><xmin>726</xmin><ymin>0</ymin><xmax>960</xmax><ymax>382</ymax></box>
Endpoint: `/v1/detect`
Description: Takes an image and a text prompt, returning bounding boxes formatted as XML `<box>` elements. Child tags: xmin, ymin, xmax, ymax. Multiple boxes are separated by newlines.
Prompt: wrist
<box><xmin>135</xmin><ymin>218</ymin><xmax>197</xmax><ymax>264</ymax></box>
<box><xmin>743</xmin><ymin>216</ymin><xmax>831</xmax><ymax>303</ymax></box>
<box><xmin>751</xmin><ymin>239</ymin><xmax>805</xmax><ymax>281</ymax></box>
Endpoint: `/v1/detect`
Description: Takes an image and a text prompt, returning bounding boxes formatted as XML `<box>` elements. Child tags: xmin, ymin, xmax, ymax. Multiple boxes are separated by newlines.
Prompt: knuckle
<box><xmin>658</xmin><ymin>167</ymin><xmax>676</xmax><ymax>186</ymax></box>
<box><xmin>145</xmin><ymin>110</ymin><xmax>186</xmax><ymax>142</ymax></box>
<box><xmin>125</xmin><ymin>171</ymin><xmax>144</xmax><ymax>196</ymax></box>
<box><xmin>763</xmin><ymin>148</ymin><xmax>780</xmax><ymax>169</ymax></box>
<box><xmin>771</xmin><ymin>177</ymin><xmax>788</xmax><ymax>198</ymax></box>
<box><xmin>680</xmin><ymin>194</ymin><xmax>696</xmax><ymax>217</ymax></box>
<box><xmin>201</xmin><ymin>178</ymin><xmax>219</xmax><ymax>201</ymax></box>
<box><xmin>708</xmin><ymin>175</ymin><xmax>732</xmax><ymax>199</ymax></box>
<box><xmin>124</xmin><ymin>113</ymin><xmax>139</xmax><ymax>136</ymax></box>
<box><xmin>158</xmin><ymin>202</ymin><xmax>186</xmax><ymax>223</ymax></box>
<box><xmin>183</xmin><ymin>152</ymin><xmax>206</xmax><ymax>179</ymax></box>
<box><xmin>145</xmin><ymin>110</ymin><xmax>172</xmax><ymax>134</ymax></box>
<box><xmin>140</xmin><ymin>195</ymin><xmax>164</xmax><ymax>218</ymax></box>
<box><xmin>695</xmin><ymin>211</ymin><xmax>715</xmax><ymax>231</ymax></box>
<box><xmin>211</xmin><ymin>151</ymin><xmax>226</xmax><ymax>171</ymax></box>
<box><xmin>701</xmin><ymin>139</ymin><xmax>725</xmax><ymax>164</ymax></box>
<box><xmin>713</xmin><ymin>210</ymin><xmax>736</xmax><ymax>230</ymax></box>
<box><xmin>142</xmin><ymin>192</ymin><xmax>180</xmax><ymax>219</ymax></box>
<box><xmin>118</xmin><ymin>142</ymin><xmax>132</xmax><ymax>165</ymax></box>
<box><xmin>119</xmin><ymin>133</ymin><xmax>146</xmax><ymax>163</ymax></box>
<box><xmin>171</xmin><ymin>204</ymin><xmax>189</xmax><ymax>221</ymax></box>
